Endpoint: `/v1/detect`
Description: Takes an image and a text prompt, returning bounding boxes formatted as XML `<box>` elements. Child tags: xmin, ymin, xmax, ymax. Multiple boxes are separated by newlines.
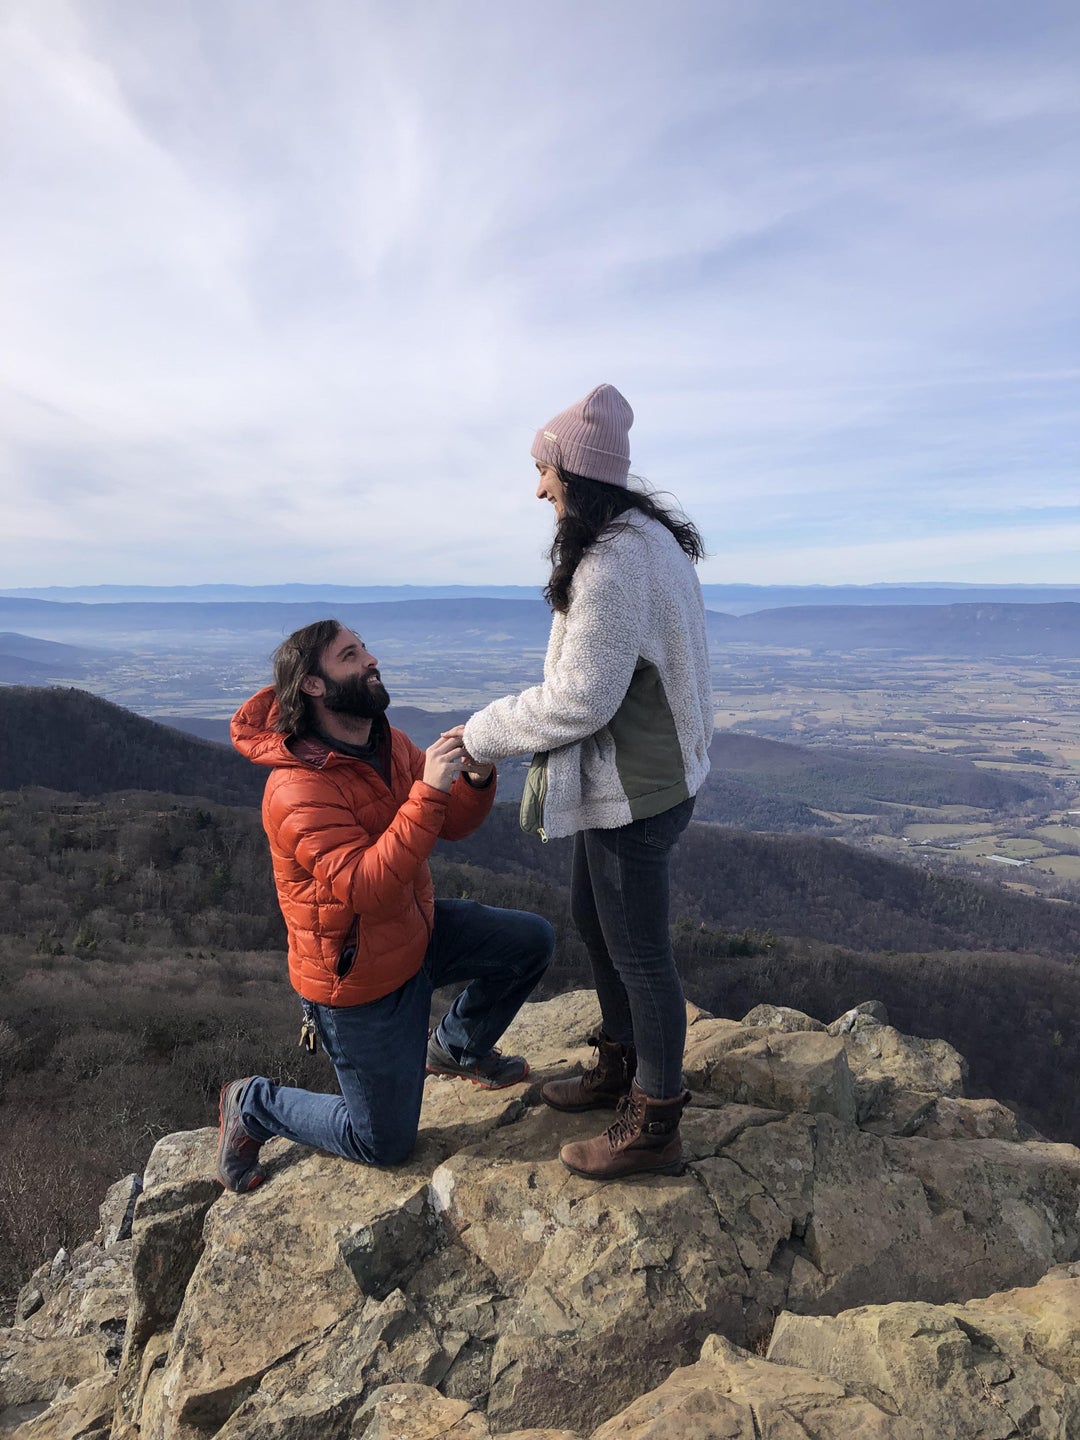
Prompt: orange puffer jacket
<box><xmin>231</xmin><ymin>687</ymin><xmax>496</xmax><ymax>1006</ymax></box>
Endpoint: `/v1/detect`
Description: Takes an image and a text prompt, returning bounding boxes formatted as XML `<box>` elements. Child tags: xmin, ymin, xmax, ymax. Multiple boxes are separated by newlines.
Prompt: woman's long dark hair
<box><xmin>543</xmin><ymin>470</ymin><xmax>706</xmax><ymax>613</ymax></box>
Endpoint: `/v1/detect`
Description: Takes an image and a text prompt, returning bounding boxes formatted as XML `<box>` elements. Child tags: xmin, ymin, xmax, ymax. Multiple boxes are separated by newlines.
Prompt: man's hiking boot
<box><xmin>425</xmin><ymin>1032</ymin><xmax>529</xmax><ymax>1090</ymax></box>
<box><xmin>560</xmin><ymin>1080</ymin><xmax>689</xmax><ymax>1180</ymax></box>
<box><xmin>217</xmin><ymin>1078</ymin><xmax>265</xmax><ymax>1193</ymax></box>
<box><xmin>541</xmin><ymin>1029</ymin><xmax>636</xmax><ymax>1112</ymax></box>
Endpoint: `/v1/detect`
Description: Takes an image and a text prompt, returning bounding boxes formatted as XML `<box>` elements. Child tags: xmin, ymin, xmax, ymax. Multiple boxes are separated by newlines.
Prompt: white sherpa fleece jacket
<box><xmin>463</xmin><ymin>513</ymin><xmax>713</xmax><ymax>838</ymax></box>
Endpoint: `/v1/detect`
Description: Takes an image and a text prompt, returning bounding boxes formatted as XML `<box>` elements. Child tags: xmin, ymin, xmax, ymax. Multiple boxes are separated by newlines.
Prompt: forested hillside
<box><xmin>690</xmin><ymin>773</ymin><xmax>836</xmax><ymax>831</ymax></box>
<box><xmin>155</xmin><ymin>711</ymin><xmax>851</xmax><ymax>835</ymax></box>
<box><xmin>439</xmin><ymin>805</ymin><xmax>1080</xmax><ymax>957</ymax></box>
<box><xmin>0</xmin><ymin>688</ymin><xmax>264</xmax><ymax>805</ymax></box>
<box><xmin>708</xmin><ymin>731</ymin><xmax>1052</xmax><ymax>811</ymax></box>
<box><xmin>15</xmin><ymin>685</ymin><xmax>1050</xmax><ymax>834</ymax></box>
<box><xmin>161</xmin><ymin>707</ymin><xmax>1045</xmax><ymax>827</ymax></box>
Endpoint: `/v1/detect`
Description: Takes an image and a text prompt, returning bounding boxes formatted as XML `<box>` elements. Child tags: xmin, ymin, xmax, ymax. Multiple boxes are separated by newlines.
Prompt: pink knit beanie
<box><xmin>531</xmin><ymin>383</ymin><xmax>634</xmax><ymax>487</ymax></box>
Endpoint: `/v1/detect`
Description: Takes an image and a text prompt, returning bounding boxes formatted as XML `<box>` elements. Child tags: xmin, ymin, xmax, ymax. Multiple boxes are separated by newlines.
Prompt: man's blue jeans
<box><xmin>240</xmin><ymin>899</ymin><xmax>554</xmax><ymax>1166</ymax></box>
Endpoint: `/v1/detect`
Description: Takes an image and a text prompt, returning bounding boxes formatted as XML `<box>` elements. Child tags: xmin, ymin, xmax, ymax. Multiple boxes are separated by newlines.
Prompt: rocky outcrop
<box><xmin>1</xmin><ymin>1182</ymin><xmax>134</xmax><ymax>1439</ymax></box>
<box><xmin>2</xmin><ymin>992</ymin><xmax>1078</xmax><ymax>1440</ymax></box>
<box><xmin>766</xmin><ymin>1264</ymin><xmax>1080</xmax><ymax>1437</ymax></box>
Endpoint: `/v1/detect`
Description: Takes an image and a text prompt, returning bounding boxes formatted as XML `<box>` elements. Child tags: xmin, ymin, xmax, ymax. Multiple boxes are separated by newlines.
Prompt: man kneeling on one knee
<box><xmin>217</xmin><ymin>619</ymin><xmax>554</xmax><ymax>1192</ymax></box>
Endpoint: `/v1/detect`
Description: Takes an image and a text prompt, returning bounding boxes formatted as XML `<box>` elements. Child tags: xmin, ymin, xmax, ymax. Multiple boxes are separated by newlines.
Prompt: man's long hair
<box><xmin>543</xmin><ymin>471</ymin><xmax>705</xmax><ymax>613</ymax></box>
<box><xmin>271</xmin><ymin>618</ymin><xmax>341</xmax><ymax>734</ymax></box>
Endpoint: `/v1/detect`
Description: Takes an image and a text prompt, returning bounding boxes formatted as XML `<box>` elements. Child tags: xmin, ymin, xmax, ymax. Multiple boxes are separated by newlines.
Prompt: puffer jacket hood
<box><xmin>231</xmin><ymin>686</ymin><xmax>496</xmax><ymax>1007</ymax></box>
<box><xmin>231</xmin><ymin>687</ymin><xmax>303</xmax><ymax>769</ymax></box>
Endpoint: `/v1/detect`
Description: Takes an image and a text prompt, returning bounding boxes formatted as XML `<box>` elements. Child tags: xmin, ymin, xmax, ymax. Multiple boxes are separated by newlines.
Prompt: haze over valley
<box><xmin>4</xmin><ymin>584</ymin><xmax>1079</xmax><ymax>899</ymax></box>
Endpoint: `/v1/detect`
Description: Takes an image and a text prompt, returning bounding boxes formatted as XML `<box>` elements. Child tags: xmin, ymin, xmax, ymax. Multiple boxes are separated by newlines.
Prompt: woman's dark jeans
<box><xmin>570</xmin><ymin>795</ymin><xmax>695</xmax><ymax>1098</ymax></box>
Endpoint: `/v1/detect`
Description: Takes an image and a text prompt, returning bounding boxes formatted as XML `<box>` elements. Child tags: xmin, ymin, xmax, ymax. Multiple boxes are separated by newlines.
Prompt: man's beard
<box><xmin>319</xmin><ymin>670</ymin><xmax>391</xmax><ymax>719</ymax></box>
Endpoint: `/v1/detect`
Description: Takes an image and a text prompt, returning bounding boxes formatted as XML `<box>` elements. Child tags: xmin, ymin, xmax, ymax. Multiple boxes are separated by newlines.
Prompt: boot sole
<box><xmin>425</xmin><ymin>1062</ymin><xmax>530</xmax><ymax>1090</ymax></box>
<box><xmin>560</xmin><ymin>1156</ymin><xmax>686</xmax><ymax>1180</ymax></box>
<box><xmin>217</xmin><ymin>1081</ymin><xmax>265</xmax><ymax>1193</ymax></box>
<box><xmin>540</xmin><ymin>1093</ymin><xmax>625</xmax><ymax>1114</ymax></box>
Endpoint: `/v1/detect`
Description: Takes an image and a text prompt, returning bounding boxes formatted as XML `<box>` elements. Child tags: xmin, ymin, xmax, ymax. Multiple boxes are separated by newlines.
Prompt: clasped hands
<box><xmin>422</xmin><ymin>724</ymin><xmax>494</xmax><ymax>793</ymax></box>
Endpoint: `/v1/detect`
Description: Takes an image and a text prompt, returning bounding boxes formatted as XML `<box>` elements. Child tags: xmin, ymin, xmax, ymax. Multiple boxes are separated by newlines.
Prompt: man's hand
<box><xmin>424</xmin><ymin>734</ymin><xmax>466</xmax><ymax>793</ymax></box>
<box><xmin>441</xmin><ymin>725</ymin><xmax>494</xmax><ymax>784</ymax></box>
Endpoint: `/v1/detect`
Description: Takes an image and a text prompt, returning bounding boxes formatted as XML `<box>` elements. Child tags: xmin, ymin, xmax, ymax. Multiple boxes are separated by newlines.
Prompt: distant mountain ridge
<box><xmin>6</xmin><ymin>581</ymin><xmax>1080</xmax><ymax>613</ymax></box>
<box><xmin>2</xmin><ymin>596</ymin><xmax>1078</xmax><ymax>658</ymax></box>
<box><xmin>0</xmin><ymin>632</ymin><xmax>92</xmax><ymax>683</ymax></box>
<box><xmin>728</xmin><ymin>602</ymin><xmax>1080</xmax><ymax>656</ymax></box>
<box><xmin>0</xmin><ymin>596</ymin><xmax>554</xmax><ymax>649</ymax></box>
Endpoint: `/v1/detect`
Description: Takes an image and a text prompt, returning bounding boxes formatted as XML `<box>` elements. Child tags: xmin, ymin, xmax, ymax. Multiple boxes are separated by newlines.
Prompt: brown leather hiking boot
<box><xmin>559</xmin><ymin>1080</ymin><xmax>690</xmax><ymax>1180</ymax></box>
<box><xmin>540</xmin><ymin>1030</ymin><xmax>636</xmax><ymax>1113</ymax></box>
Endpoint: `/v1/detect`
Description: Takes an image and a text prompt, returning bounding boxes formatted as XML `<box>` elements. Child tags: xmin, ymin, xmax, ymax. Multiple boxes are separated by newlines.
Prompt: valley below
<box><xmin>15</xmin><ymin>614</ymin><xmax>1078</xmax><ymax>899</ymax></box>
<box><xmin>710</xmin><ymin>647</ymin><xmax>1080</xmax><ymax>898</ymax></box>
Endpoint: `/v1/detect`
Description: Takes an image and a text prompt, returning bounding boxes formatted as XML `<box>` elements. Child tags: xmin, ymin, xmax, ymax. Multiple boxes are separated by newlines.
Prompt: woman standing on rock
<box><xmin>460</xmin><ymin>383</ymin><xmax>713</xmax><ymax>1179</ymax></box>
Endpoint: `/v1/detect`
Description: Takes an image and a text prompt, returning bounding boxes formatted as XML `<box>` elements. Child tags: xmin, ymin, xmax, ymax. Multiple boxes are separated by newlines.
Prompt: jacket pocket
<box><xmin>519</xmin><ymin>752</ymin><xmax>549</xmax><ymax>839</ymax></box>
<box><xmin>336</xmin><ymin>916</ymin><xmax>360</xmax><ymax>977</ymax></box>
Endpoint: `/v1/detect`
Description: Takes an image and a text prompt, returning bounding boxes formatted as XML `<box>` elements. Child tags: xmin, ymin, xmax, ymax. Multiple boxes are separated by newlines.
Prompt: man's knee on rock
<box><xmin>336</xmin><ymin>1122</ymin><xmax>415</xmax><ymax>1169</ymax></box>
<box><xmin>367</xmin><ymin>1138</ymin><xmax>416</xmax><ymax>1167</ymax></box>
<box><xmin>532</xmin><ymin>916</ymin><xmax>557</xmax><ymax>967</ymax></box>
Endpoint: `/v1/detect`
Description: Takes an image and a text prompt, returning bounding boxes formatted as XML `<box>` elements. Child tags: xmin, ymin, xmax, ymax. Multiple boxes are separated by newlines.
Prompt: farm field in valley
<box><xmin>710</xmin><ymin>650</ymin><xmax>1080</xmax><ymax>898</ymax></box>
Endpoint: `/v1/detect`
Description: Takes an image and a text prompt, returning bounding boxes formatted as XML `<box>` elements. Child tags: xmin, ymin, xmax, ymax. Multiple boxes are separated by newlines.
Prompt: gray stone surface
<box><xmin>6</xmin><ymin>991</ymin><xmax>1080</xmax><ymax>1440</ymax></box>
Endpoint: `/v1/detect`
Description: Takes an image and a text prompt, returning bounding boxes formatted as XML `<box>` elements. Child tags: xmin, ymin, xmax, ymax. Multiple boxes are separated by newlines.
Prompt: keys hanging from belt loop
<box><xmin>298</xmin><ymin>1015</ymin><xmax>319</xmax><ymax>1054</ymax></box>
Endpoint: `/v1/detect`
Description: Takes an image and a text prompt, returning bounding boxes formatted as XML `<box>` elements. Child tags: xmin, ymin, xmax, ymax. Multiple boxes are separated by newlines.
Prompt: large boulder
<box><xmin>95</xmin><ymin>1174</ymin><xmax>143</xmax><ymax>1249</ymax></box>
<box><xmin>5</xmin><ymin>1374</ymin><xmax>116</xmax><ymax>1440</ymax></box>
<box><xmin>913</xmin><ymin>1094</ymin><xmax>1027</xmax><ymax>1141</ymax></box>
<box><xmin>588</xmin><ymin>1274</ymin><xmax>1080</xmax><ymax>1438</ymax></box>
<box><xmin>734</xmin><ymin>1000</ymin><xmax>974</xmax><ymax>1137</ymax></box>
<box><xmin>684</xmin><ymin>1022</ymin><xmax>858</xmax><ymax>1124</ymax></box>
<box><xmin>350</xmin><ymin>1382</ymin><xmax>583</xmax><ymax>1438</ymax></box>
<box><xmin>112</xmin><ymin>1129</ymin><xmax>221</xmax><ymax>1436</ymax></box>
<box><xmin>1</xmin><ymin>1230</ymin><xmax>131</xmax><ymax>1432</ymax></box>
<box><xmin>743</xmin><ymin>1003</ymin><xmax>826</xmax><ymax>1033</ymax></box>
<box><xmin>841</xmin><ymin>1023</ymin><xmax>967</xmax><ymax>1134</ymax></box>
<box><xmin>768</xmin><ymin>1273</ymin><xmax>1080</xmax><ymax>1438</ymax></box>
<box><xmin>590</xmin><ymin>1333</ymin><xmax>912</xmax><ymax>1438</ymax></box>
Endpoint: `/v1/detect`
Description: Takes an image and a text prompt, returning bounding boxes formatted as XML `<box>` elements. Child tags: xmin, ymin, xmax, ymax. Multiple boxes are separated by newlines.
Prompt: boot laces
<box><xmin>606</xmin><ymin>1090</ymin><xmax>645</xmax><ymax>1151</ymax></box>
<box><xmin>582</xmin><ymin>1032</ymin><xmax>611</xmax><ymax>1091</ymax></box>
<box><xmin>584</xmin><ymin>1031</ymin><xmax>630</xmax><ymax>1092</ymax></box>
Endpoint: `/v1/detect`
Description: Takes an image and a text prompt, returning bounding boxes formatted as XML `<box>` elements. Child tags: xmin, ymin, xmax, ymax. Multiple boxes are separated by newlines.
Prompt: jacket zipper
<box><xmin>336</xmin><ymin>915</ymin><xmax>360</xmax><ymax>976</ymax></box>
<box><xmin>536</xmin><ymin>753</ymin><xmax>548</xmax><ymax>841</ymax></box>
<box><xmin>415</xmin><ymin>894</ymin><xmax>433</xmax><ymax>938</ymax></box>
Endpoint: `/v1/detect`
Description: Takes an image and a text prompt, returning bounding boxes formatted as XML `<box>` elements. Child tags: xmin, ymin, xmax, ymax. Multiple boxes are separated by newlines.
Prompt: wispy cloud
<box><xmin>1</xmin><ymin>0</ymin><xmax>1078</xmax><ymax>585</ymax></box>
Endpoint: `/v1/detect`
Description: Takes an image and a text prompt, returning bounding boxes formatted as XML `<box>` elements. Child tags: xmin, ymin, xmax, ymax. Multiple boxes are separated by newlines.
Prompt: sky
<box><xmin>2</xmin><ymin>0</ymin><xmax>1079</xmax><ymax>588</ymax></box>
